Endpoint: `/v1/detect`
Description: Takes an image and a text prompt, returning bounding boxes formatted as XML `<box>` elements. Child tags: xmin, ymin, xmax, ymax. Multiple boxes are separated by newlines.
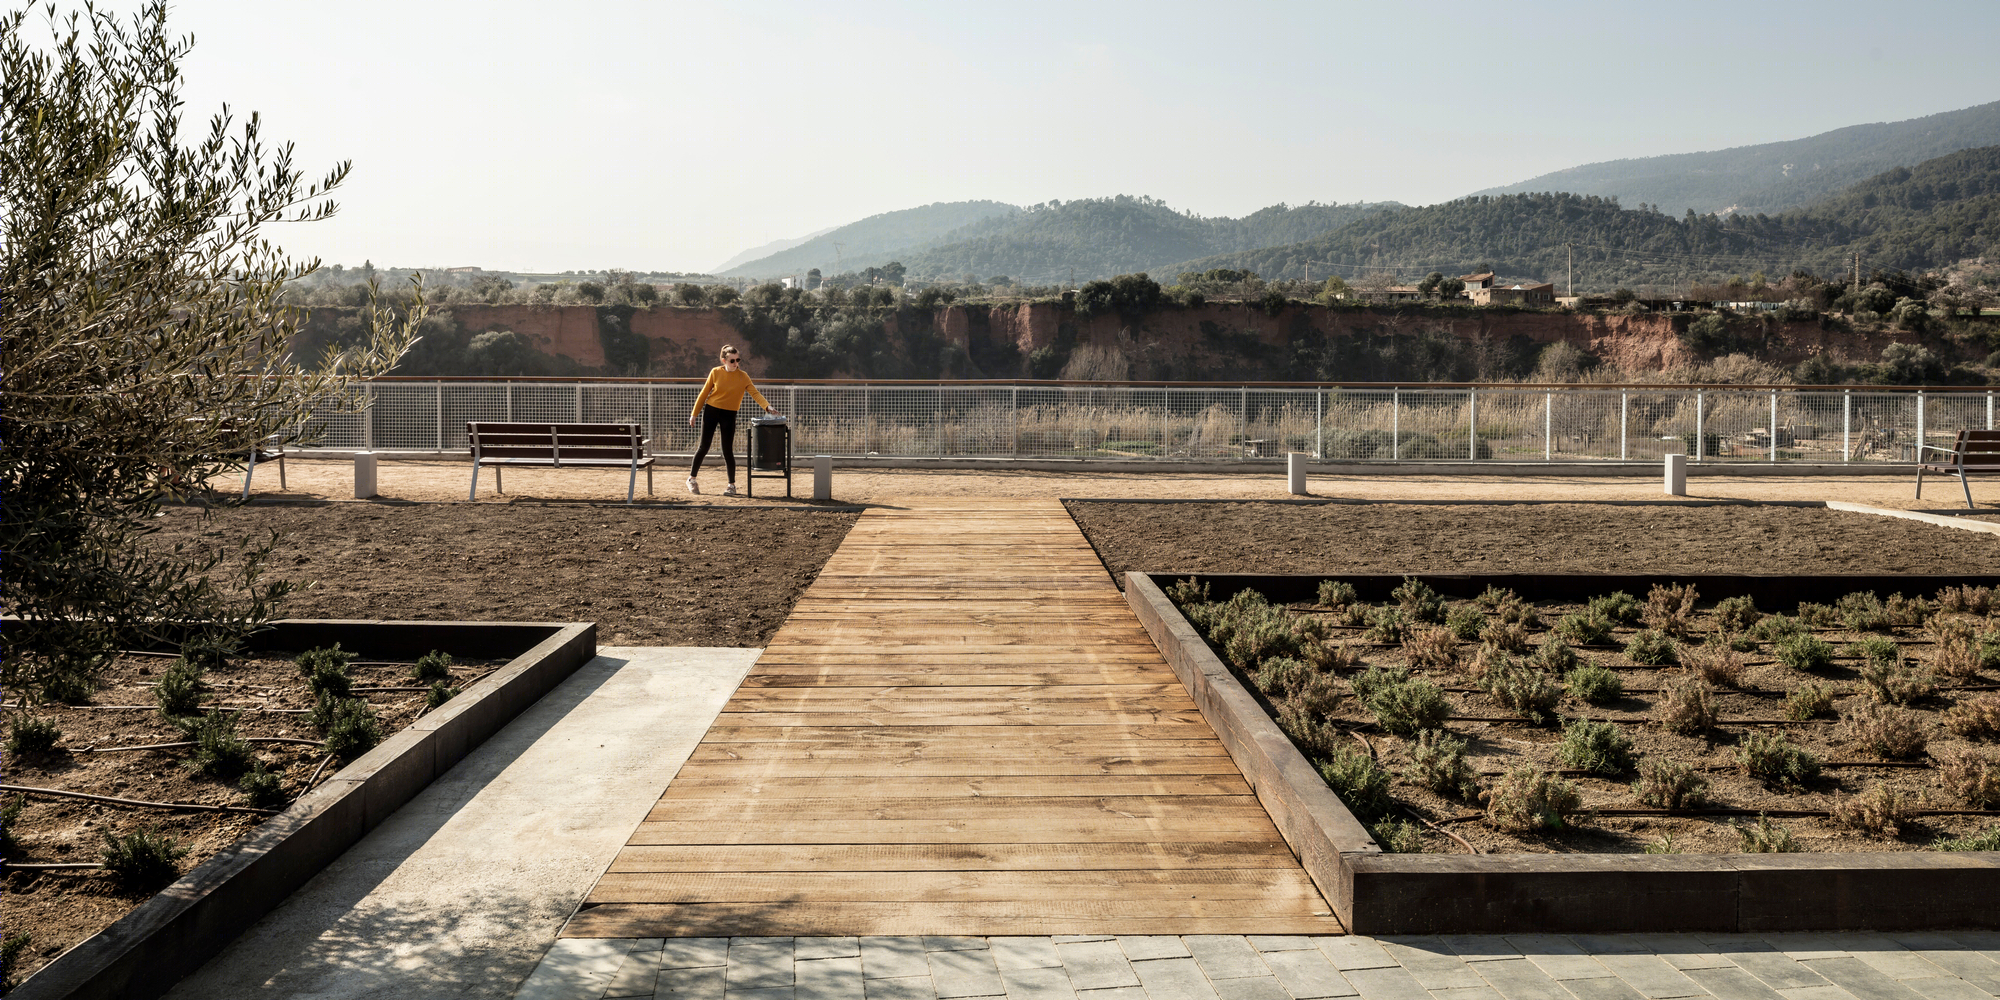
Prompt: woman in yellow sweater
<box><xmin>687</xmin><ymin>344</ymin><xmax>778</xmax><ymax>495</ymax></box>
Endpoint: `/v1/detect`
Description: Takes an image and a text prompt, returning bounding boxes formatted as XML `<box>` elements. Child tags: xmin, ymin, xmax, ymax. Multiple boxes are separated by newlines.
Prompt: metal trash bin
<box><xmin>747</xmin><ymin>415</ymin><xmax>791</xmax><ymax>498</ymax></box>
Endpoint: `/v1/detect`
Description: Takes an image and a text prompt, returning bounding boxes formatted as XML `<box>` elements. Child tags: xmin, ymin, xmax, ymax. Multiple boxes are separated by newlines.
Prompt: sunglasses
<box><xmin>724</xmin><ymin>356</ymin><xmax>740</xmax><ymax>362</ymax></box>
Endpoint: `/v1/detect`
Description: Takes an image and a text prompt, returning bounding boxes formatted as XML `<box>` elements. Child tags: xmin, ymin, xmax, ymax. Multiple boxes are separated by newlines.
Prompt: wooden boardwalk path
<box><xmin>564</xmin><ymin>498</ymin><xmax>1340</xmax><ymax>936</ymax></box>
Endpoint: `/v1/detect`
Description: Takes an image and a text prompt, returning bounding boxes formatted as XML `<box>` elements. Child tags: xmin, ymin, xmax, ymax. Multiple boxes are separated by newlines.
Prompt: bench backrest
<box><xmin>1952</xmin><ymin>429</ymin><xmax>2000</xmax><ymax>466</ymax></box>
<box><xmin>467</xmin><ymin>422</ymin><xmax>646</xmax><ymax>463</ymax></box>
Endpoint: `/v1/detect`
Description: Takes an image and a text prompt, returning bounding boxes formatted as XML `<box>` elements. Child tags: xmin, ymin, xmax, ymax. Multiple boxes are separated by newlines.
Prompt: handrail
<box><xmin>344</xmin><ymin>376</ymin><xmax>1998</xmax><ymax>393</ymax></box>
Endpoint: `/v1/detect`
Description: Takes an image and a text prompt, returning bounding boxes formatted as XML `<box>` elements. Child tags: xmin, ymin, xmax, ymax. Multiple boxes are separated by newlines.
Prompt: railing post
<box><xmin>435</xmin><ymin>382</ymin><xmax>444</xmax><ymax>452</ymax></box>
<box><xmin>865</xmin><ymin>386</ymin><xmax>873</xmax><ymax>455</ymax></box>
<box><xmin>1843</xmin><ymin>390</ymin><xmax>1852</xmax><ymax>462</ymax></box>
<box><xmin>1544</xmin><ymin>391</ymin><xmax>1552</xmax><ymax>462</ymax></box>
<box><xmin>363</xmin><ymin>384</ymin><xmax>375</xmax><ymax>452</ymax></box>
<box><xmin>1315</xmin><ymin>388</ymin><xmax>1323</xmax><ymax>460</ymax></box>
<box><xmin>1989</xmin><ymin>389</ymin><xmax>1995</xmax><ymax>431</ymax></box>
<box><xmin>1392</xmin><ymin>388</ymin><xmax>1400</xmax><ymax>462</ymax></box>
<box><xmin>1240</xmin><ymin>386</ymin><xmax>1248</xmax><ymax>460</ymax></box>
<box><xmin>646</xmin><ymin>386</ymin><xmax>654</xmax><ymax>455</ymax></box>
<box><xmin>1695</xmin><ymin>389</ymin><xmax>1705</xmax><ymax>463</ymax></box>
<box><xmin>1769</xmin><ymin>389</ymin><xmax>1778</xmax><ymax>463</ymax></box>
<box><xmin>506</xmin><ymin>382</ymin><xmax>514</xmax><ymax>421</ymax></box>
<box><xmin>1468</xmin><ymin>387</ymin><xmax>1477</xmax><ymax>461</ymax></box>
<box><xmin>1916</xmin><ymin>390</ymin><xmax>1925</xmax><ymax>464</ymax></box>
<box><xmin>573</xmin><ymin>383</ymin><xmax>582</xmax><ymax>423</ymax></box>
<box><xmin>1619</xmin><ymin>390</ymin><xmax>1628</xmax><ymax>461</ymax></box>
<box><xmin>1012</xmin><ymin>385</ymin><xmax>1020</xmax><ymax>458</ymax></box>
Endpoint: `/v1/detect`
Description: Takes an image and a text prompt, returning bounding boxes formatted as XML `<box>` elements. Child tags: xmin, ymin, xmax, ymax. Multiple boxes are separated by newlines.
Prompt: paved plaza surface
<box><xmin>517</xmin><ymin>931</ymin><xmax>2000</xmax><ymax>1000</ymax></box>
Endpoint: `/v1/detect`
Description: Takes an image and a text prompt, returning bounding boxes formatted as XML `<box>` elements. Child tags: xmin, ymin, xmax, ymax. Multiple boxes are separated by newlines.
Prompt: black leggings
<box><xmin>691</xmin><ymin>405</ymin><xmax>738</xmax><ymax>480</ymax></box>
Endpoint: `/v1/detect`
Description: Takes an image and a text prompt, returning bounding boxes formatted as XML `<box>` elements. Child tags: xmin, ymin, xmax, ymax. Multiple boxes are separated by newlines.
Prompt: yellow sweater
<box><xmin>690</xmin><ymin>366</ymin><xmax>771</xmax><ymax>418</ymax></box>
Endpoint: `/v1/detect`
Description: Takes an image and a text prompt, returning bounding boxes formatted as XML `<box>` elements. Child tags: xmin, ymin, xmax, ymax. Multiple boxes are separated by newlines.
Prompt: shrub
<box><xmin>1655</xmin><ymin>677</ymin><xmax>1718</xmax><ymax>735</ymax></box>
<box><xmin>1945</xmin><ymin>693</ymin><xmax>2000</xmax><ymax>739</ymax></box>
<box><xmin>1775</xmin><ymin>633</ymin><xmax>1835</xmax><ymax>672</ymax></box>
<box><xmin>1644</xmin><ymin>832</ymin><xmax>1683</xmax><ymax>854</ymax></box>
<box><xmin>1565</xmin><ymin>664</ymin><xmax>1623</xmax><ymax>704</ymax></box>
<box><xmin>1927</xmin><ymin>621</ymin><xmax>1985</xmax><ymax>679</ymax></box>
<box><xmin>1630</xmin><ymin>759</ymin><xmax>1709</xmax><ymax>809</ymax></box>
<box><xmin>1829</xmin><ymin>784</ymin><xmax>1912</xmax><ymax>837</ymax></box>
<box><xmin>1934</xmin><ymin>826</ymin><xmax>2000</xmax><ymax>851</ymax></box>
<box><xmin>1624</xmin><ymin>629</ymin><xmax>1677</xmax><ymax>666</ymax></box>
<box><xmin>177</xmin><ymin>635</ymin><xmax>235</xmax><ymax>672</ymax></box>
<box><xmin>1369</xmin><ymin>818</ymin><xmax>1425</xmax><ymax>854</ymax></box>
<box><xmin>1224</xmin><ymin>615</ymin><xmax>1301</xmax><ymax>671</ymax></box>
<box><xmin>1680</xmin><ymin>642</ymin><xmax>1746</xmax><ymax>688</ymax></box>
<box><xmin>1554</xmin><ymin>613</ymin><xmax>1616</xmax><ymax>647</ymax></box>
<box><xmin>1302</xmin><ymin>640</ymin><xmax>1365</xmax><ymax>673</ymax></box>
<box><xmin>1494</xmin><ymin>598</ymin><xmax>1542</xmax><ymax>629</ymax></box>
<box><xmin>1736</xmin><ymin>732</ymin><xmax>1820</xmax><ymax>788</ymax></box>
<box><xmin>1847</xmin><ymin>635</ymin><xmax>1901</xmax><ymax>669</ymax></box>
<box><xmin>1406</xmin><ymin>728</ymin><xmax>1480</xmax><ymax>800</ymax></box>
<box><xmin>0</xmin><ymin>794</ymin><xmax>23</xmax><ymax>859</ymax></box>
<box><xmin>1838</xmin><ymin>591</ymin><xmax>1893</xmax><ymax>632</ymax></box>
<box><xmin>1752</xmin><ymin>614</ymin><xmax>1805</xmax><ymax>641</ymax></box>
<box><xmin>1796</xmin><ymin>602</ymin><xmax>1840</xmax><ymax>628</ymax></box>
<box><xmin>1936</xmin><ymin>584</ymin><xmax>1994</xmax><ymax>616</ymax></box>
<box><xmin>1644</xmin><ymin>584</ymin><xmax>1699</xmax><ymax>637</ymax></box>
<box><xmin>1857</xmin><ymin>658</ymin><xmax>1936</xmax><ymax>706</ymax></box>
<box><xmin>1784</xmin><ymin>683</ymin><xmax>1836</xmax><ymax>721</ymax></box>
<box><xmin>1336</xmin><ymin>603</ymin><xmax>1371</xmax><ymax>627</ymax></box>
<box><xmin>1475</xmin><ymin>585</ymin><xmax>1518</xmax><ymax>609</ymax></box>
<box><xmin>1588</xmin><ymin>591</ymin><xmax>1643</xmax><ymax>626</ymax></box>
<box><xmin>6</xmin><ymin>716</ymin><xmax>61</xmax><ymax>755</ymax></box>
<box><xmin>1316</xmin><ymin>579</ymin><xmax>1358</xmax><ymax>609</ymax></box>
<box><xmin>1735</xmin><ymin>814</ymin><xmax>1802</xmax><ymax>853</ymax></box>
<box><xmin>1555</xmin><ymin>719</ymin><xmax>1634</xmax><ymax>775</ymax></box>
<box><xmin>1481</xmin><ymin>621</ymin><xmax>1529</xmax><ymax>654</ymax></box>
<box><xmin>1484</xmin><ymin>765</ymin><xmax>1584</xmax><ymax>832</ymax></box>
<box><xmin>295</xmin><ymin>643</ymin><xmax>358</xmax><ymax>676</ymax></box>
<box><xmin>1391</xmin><ymin>577</ymin><xmax>1447</xmax><ymax>624</ymax></box>
<box><xmin>1364</xmin><ymin>675</ymin><xmax>1452</xmax><ymax>737</ymax></box>
<box><xmin>302</xmin><ymin>659</ymin><xmax>354</xmax><ymax>700</ymax></box>
<box><xmin>411</xmin><ymin>650</ymin><xmax>454</xmax><ymax>683</ymax></box>
<box><xmin>1712</xmin><ymin>595</ymin><xmax>1763</xmax><ymax>633</ymax></box>
<box><xmin>1529</xmin><ymin>637</ymin><xmax>1580</xmax><ymax>674</ymax></box>
<box><xmin>1291</xmin><ymin>615</ymin><xmax>1331</xmax><ymax>647</ymax></box>
<box><xmin>1166</xmin><ymin>576</ymin><xmax>1211</xmax><ymax>606</ymax></box>
<box><xmin>154</xmin><ymin>658</ymin><xmax>206</xmax><ymax>718</ymax></box>
<box><xmin>1934</xmin><ymin>747</ymin><xmax>2000</xmax><ymax>808</ymax></box>
<box><xmin>101</xmin><ymin>828</ymin><xmax>188</xmax><ymax>890</ymax></box>
<box><xmin>1349</xmin><ymin>664</ymin><xmax>1408</xmax><ymax>704</ymax></box>
<box><xmin>1254</xmin><ymin>656</ymin><xmax>1308</xmax><ymax>697</ymax></box>
<box><xmin>1317</xmin><ymin>744</ymin><xmax>1392</xmax><ymax>821</ymax></box>
<box><xmin>1485</xmin><ymin>663</ymin><xmax>1563</xmax><ymax>724</ymax></box>
<box><xmin>1276</xmin><ymin>701</ymin><xmax>1344</xmax><ymax>758</ymax></box>
<box><xmin>1842</xmin><ymin>703</ymin><xmax>1929</xmax><ymax>758</ymax></box>
<box><xmin>1467</xmin><ymin>645</ymin><xmax>1512</xmax><ymax>682</ymax></box>
<box><xmin>176</xmin><ymin>709</ymin><xmax>256</xmax><ymax>780</ymax></box>
<box><xmin>1886</xmin><ymin>593</ymin><xmax>1936</xmax><ymax>628</ymax></box>
<box><xmin>1293</xmin><ymin>672</ymin><xmax>1346</xmax><ymax>720</ymax></box>
<box><xmin>237</xmin><ymin>763</ymin><xmax>287</xmax><ymax>809</ymax></box>
<box><xmin>1404</xmin><ymin>627</ymin><xmax>1460</xmax><ymax>672</ymax></box>
<box><xmin>1365</xmin><ymin>607</ymin><xmax>1408</xmax><ymax>645</ymax></box>
<box><xmin>1446</xmin><ymin>605</ymin><xmax>1486</xmax><ymax>642</ymax></box>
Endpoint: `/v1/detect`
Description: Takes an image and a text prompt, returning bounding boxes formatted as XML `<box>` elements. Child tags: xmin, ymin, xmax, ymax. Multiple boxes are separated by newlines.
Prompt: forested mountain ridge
<box><xmin>719</xmin><ymin>200</ymin><xmax>1021</xmax><ymax>278</ymax></box>
<box><xmin>1472</xmin><ymin>100</ymin><xmax>2000</xmax><ymax>217</ymax></box>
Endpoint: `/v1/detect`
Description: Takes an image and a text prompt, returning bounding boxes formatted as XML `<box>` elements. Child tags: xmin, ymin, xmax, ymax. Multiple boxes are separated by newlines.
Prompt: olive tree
<box><xmin>1</xmin><ymin>2</ymin><xmax>421</xmax><ymax>700</ymax></box>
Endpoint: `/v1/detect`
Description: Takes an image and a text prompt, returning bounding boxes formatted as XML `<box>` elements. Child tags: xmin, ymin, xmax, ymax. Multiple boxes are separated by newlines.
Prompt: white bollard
<box><xmin>1664</xmin><ymin>453</ymin><xmax>1687</xmax><ymax>496</ymax></box>
<box><xmin>1287</xmin><ymin>452</ymin><xmax>1309</xmax><ymax>495</ymax></box>
<box><xmin>812</xmin><ymin>455</ymin><xmax>832</xmax><ymax>501</ymax></box>
<box><xmin>354</xmin><ymin>451</ymin><xmax>378</xmax><ymax>499</ymax></box>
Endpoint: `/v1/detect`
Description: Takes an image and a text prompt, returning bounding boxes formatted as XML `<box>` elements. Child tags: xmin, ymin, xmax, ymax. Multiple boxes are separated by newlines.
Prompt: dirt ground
<box><xmin>2</xmin><ymin>651</ymin><xmax>498</xmax><ymax>984</ymax></box>
<box><xmin>1068</xmin><ymin>502</ymin><xmax>2000</xmax><ymax>579</ymax></box>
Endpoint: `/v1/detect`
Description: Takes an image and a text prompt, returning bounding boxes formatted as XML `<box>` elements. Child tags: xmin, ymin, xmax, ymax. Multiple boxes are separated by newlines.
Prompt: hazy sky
<box><xmin>86</xmin><ymin>0</ymin><xmax>2000</xmax><ymax>273</ymax></box>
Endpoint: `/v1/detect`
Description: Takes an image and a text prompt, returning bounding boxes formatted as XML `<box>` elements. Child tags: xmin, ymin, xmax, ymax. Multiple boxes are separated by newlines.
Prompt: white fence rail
<box><xmin>299</xmin><ymin>381</ymin><xmax>1999</xmax><ymax>465</ymax></box>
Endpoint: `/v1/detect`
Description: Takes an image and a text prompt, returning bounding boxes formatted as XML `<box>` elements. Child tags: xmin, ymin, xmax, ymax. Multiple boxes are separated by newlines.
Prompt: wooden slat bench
<box><xmin>467</xmin><ymin>422</ymin><xmax>654</xmax><ymax>503</ymax></box>
<box><xmin>1917</xmin><ymin>428</ymin><xmax>2000</xmax><ymax>508</ymax></box>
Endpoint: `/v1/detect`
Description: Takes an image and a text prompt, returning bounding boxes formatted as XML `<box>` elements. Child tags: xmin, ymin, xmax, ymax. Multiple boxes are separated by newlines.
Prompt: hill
<box><xmin>718</xmin><ymin>201</ymin><xmax>1020</xmax><ymax>278</ymax></box>
<box><xmin>1472</xmin><ymin>100</ymin><xmax>2000</xmax><ymax>217</ymax></box>
<box><xmin>710</xmin><ymin>226</ymin><xmax>837</xmax><ymax>273</ymax></box>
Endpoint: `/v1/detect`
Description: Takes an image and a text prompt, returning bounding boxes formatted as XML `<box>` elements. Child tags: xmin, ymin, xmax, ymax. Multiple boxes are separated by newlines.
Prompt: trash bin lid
<box><xmin>752</xmin><ymin>415</ymin><xmax>789</xmax><ymax>426</ymax></box>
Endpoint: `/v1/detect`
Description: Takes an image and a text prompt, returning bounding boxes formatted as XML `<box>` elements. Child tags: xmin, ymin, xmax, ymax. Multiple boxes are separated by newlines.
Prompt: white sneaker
<box><xmin>722</xmin><ymin>483</ymin><xmax>738</xmax><ymax>496</ymax></box>
<box><xmin>686</xmin><ymin>476</ymin><xmax>699</xmax><ymax>494</ymax></box>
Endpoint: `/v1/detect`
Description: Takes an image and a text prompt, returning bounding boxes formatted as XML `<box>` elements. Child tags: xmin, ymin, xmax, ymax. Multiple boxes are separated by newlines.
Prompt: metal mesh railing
<box><xmin>296</xmin><ymin>381</ymin><xmax>1999</xmax><ymax>466</ymax></box>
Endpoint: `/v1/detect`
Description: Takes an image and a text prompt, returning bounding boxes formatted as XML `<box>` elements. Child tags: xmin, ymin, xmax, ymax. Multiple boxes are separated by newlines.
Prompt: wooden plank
<box><xmin>707</xmin><ymin>711</ymin><xmax>1212</xmax><ymax>727</ymax></box>
<box><xmin>740</xmin><ymin>671</ymin><xmax>1181</xmax><ymax>687</ymax></box>
<box><xmin>646</xmin><ymin>793</ymin><xmax>1266</xmax><ymax>824</ymax></box>
<box><xmin>605</xmin><ymin>841</ymin><xmax>1302</xmax><ymax>873</ymax></box>
<box><xmin>697</xmin><ymin>724</ymin><xmax>1227</xmax><ymax>743</ymax></box>
<box><xmin>670</xmin><ymin>757</ymin><xmax>1246</xmax><ymax>777</ymax></box>
<box><xmin>727</xmin><ymin>683</ymin><xmax>1191</xmax><ymax>700</ymax></box>
<box><xmin>659</xmin><ymin>774</ymin><xmax>1254</xmax><ymax>799</ymax></box>
<box><xmin>563</xmin><ymin>902</ymin><xmax>1342</xmax><ymax>938</ymax></box>
<box><xmin>586</xmin><ymin>868</ymin><xmax>1321</xmax><ymax>904</ymax></box>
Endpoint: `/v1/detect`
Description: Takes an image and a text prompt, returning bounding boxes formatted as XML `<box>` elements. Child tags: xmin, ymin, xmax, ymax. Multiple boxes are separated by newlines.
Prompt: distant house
<box><xmin>1461</xmin><ymin>271</ymin><xmax>1497</xmax><ymax>292</ymax></box>
<box><xmin>1470</xmin><ymin>282</ymin><xmax>1556</xmax><ymax>306</ymax></box>
<box><xmin>1344</xmin><ymin>285</ymin><xmax>1425</xmax><ymax>302</ymax></box>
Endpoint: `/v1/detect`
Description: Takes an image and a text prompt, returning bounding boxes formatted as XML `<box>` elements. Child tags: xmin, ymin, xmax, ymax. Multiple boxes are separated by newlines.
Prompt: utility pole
<box><xmin>1566</xmin><ymin>242</ymin><xmax>1574</xmax><ymax>297</ymax></box>
<box><xmin>833</xmin><ymin>242</ymin><xmax>846</xmax><ymax>274</ymax></box>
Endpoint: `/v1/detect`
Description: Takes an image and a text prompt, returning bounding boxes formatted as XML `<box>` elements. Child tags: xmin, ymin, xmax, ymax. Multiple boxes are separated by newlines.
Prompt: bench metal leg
<box><xmin>469</xmin><ymin>462</ymin><xmax>480</xmax><ymax>502</ymax></box>
<box><xmin>1962</xmin><ymin>469</ymin><xmax>1975</xmax><ymax>509</ymax></box>
<box><xmin>277</xmin><ymin>453</ymin><xmax>286</xmax><ymax>491</ymax></box>
<box><xmin>627</xmin><ymin>464</ymin><xmax>637</xmax><ymax>505</ymax></box>
<box><xmin>496</xmin><ymin>467</ymin><xmax>504</xmax><ymax>494</ymax></box>
<box><xmin>647</xmin><ymin>467</ymin><xmax>653</xmax><ymax>496</ymax></box>
<box><xmin>243</xmin><ymin>452</ymin><xmax>257</xmax><ymax>500</ymax></box>
<box><xmin>1916</xmin><ymin>466</ymin><xmax>1925</xmax><ymax>500</ymax></box>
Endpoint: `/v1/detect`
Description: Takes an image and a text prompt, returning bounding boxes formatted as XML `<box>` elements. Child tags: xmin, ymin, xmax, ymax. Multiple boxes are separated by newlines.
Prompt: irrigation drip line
<box><xmin>298</xmin><ymin>752</ymin><xmax>337</xmax><ymax>800</ymax></box>
<box><xmin>39</xmin><ymin>704</ymin><xmax>312</xmax><ymax>713</ymax></box>
<box><xmin>1402</xmin><ymin>807</ymin><xmax>1480</xmax><ymax>855</ymax></box>
<box><xmin>0</xmin><ymin>784</ymin><xmax>280</xmax><ymax>816</ymax></box>
<box><xmin>1593</xmin><ymin>807</ymin><xmax>2000</xmax><ymax>818</ymax></box>
<box><xmin>350</xmin><ymin>685</ymin><xmax>438</xmax><ymax>693</ymax></box>
<box><xmin>83</xmin><ymin>736</ymin><xmax>326</xmax><ymax>753</ymax></box>
<box><xmin>1477</xmin><ymin>760</ymin><xmax>1932</xmax><ymax>778</ymax></box>
<box><xmin>2</xmin><ymin>862</ymin><xmax>106</xmax><ymax>871</ymax></box>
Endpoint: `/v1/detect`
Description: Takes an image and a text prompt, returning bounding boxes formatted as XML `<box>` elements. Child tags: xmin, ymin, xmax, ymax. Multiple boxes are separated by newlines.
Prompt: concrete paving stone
<box><xmin>516</xmin><ymin>938</ymin><xmax>639</xmax><ymax>1000</ymax></box>
<box><xmin>866</xmin><ymin>940</ymin><xmax>936</xmax><ymax>980</ymax></box>
<box><xmin>1777</xmin><ymin>988</ymin><xmax>1859</xmax><ymax>1000</ymax></box>
<box><xmin>799</xmin><ymin>957</ymin><xmax>867</xmax><ymax>1000</ymax></box>
<box><xmin>1134</xmin><ymin>957</ymin><xmax>1225</xmax><ymax>1000</ymax></box>
<box><xmin>1055</xmin><ymin>936</ymin><xmax>1117</xmax><ymax>944</ymax></box>
<box><xmin>1942</xmin><ymin>934</ymin><xmax>2000</xmax><ymax>964</ymax></box>
<box><xmin>1345</xmin><ymin>965</ymin><xmax>1438</xmax><ymax>1000</ymax></box>
<box><xmin>1590</xmin><ymin>954</ymin><xmax>1709</xmax><ymax>998</ymax></box>
<box><xmin>1561</xmin><ymin>978</ymin><xmax>1651</xmax><ymax>1000</ymax></box>
<box><xmin>1059</xmin><ymin>941</ymin><xmax>1143</xmax><ymax>991</ymax></box>
<box><xmin>865</xmin><ymin>976</ymin><xmax>941</xmax><ymax>1000</ymax></box>
<box><xmin>1725</xmin><ymin>953</ymin><xmax>1831</xmax><ymax>992</ymax></box>
<box><xmin>1700</xmin><ymin>939</ymin><xmax>1779</xmax><ymax>953</ymax></box>
<box><xmin>1321</xmin><ymin>939</ymin><xmax>1402</xmax><ymax>972</ymax></box>
<box><xmin>1680</xmin><ymin>968</ymin><xmax>1787</xmax><ymax>1000</ymax></box>
<box><xmin>662</xmin><ymin>938</ymin><xmax>732</xmax><ymax>969</ymax></box>
<box><xmin>1212</xmin><ymin>977</ymin><xmax>1293</xmax><ymax>1000</ymax></box>
<box><xmin>1263</xmin><ymin>949</ymin><xmax>1359</xmax><ymax>999</ymax></box>
<box><xmin>1121</xmin><ymin>936</ymin><xmax>1194</xmax><ymax>961</ymax></box>
<box><xmin>1801</xmin><ymin>958</ymin><xmax>1927</xmax><ymax>1000</ymax></box>
<box><xmin>1430</xmin><ymin>988</ymin><xmax>1506</xmax><ymax>1000</ymax></box>
<box><xmin>604</xmin><ymin>949</ymin><xmax>667</xmax><ymax>998</ymax></box>
<box><xmin>1843</xmin><ymin>939</ymin><xmax>1948</xmax><ymax>982</ymax></box>
<box><xmin>991</xmin><ymin>938</ymin><xmax>1065</xmax><ymax>971</ymax></box>
<box><xmin>1001</xmin><ymin>965</ymin><xmax>1080</xmax><ymax>1000</ymax></box>
<box><xmin>1625</xmin><ymin>937</ymin><xmax>1734</xmax><ymax>972</ymax></box>
<box><xmin>1474</xmin><ymin>959</ymin><xmax>1578</xmax><ymax>1000</ymax></box>
<box><xmin>931</xmin><ymin>948</ymin><xmax>1006</xmax><ymax>999</ymax></box>
<box><xmin>1906</xmin><ymin>979</ymin><xmax>1998</xmax><ymax>1000</ymax></box>
<box><xmin>657</xmin><ymin>965</ymin><xmax>727</xmax><ymax>997</ymax></box>
<box><xmin>1076</xmin><ymin>989</ymin><xmax>1150</xmax><ymax>1000</ymax></box>
<box><xmin>1254</xmin><ymin>936</ymin><xmax>1325</xmax><ymax>953</ymax></box>
<box><xmin>1505</xmin><ymin>939</ymin><xmax>1606</xmax><ymax>983</ymax></box>
<box><xmin>1569</xmin><ymin>938</ymin><xmax>1655</xmax><ymax>957</ymax></box>
<box><xmin>1188</xmin><ymin>935</ymin><xmax>1275</xmax><ymax>980</ymax></box>
<box><xmin>1767</xmin><ymin>935</ymin><xmax>1869</xmax><ymax>961</ymax></box>
<box><xmin>732</xmin><ymin>988</ymin><xmax>798</xmax><ymax>1000</ymax></box>
<box><xmin>1878</xmin><ymin>942</ymin><xmax>2000</xmax><ymax>995</ymax></box>
<box><xmin>1505</xmin><ymin>938</ymin><xmax>1587</xmax><ymax>958</ymax></box>
<box><xmin>730</xmin><ymin>939</ymin><xmax>800</xmax><ymax>991</ymax></box>
<box><xmin>1379</xmin><ymin>939</ymin><xmax>1488</xmax><ymax>992</ymax></box>
<box><xmin>1447</xmin><ymin>938</ymin><xmax>1528</xmax><ymax>962</ymax></box>
<box><xmin>800</xmin><ymin>938</ymin><xmax>864</xmax><ymax>961</ymax></box>
<box><xmin>929</xmin><ymin>938</ymin><xmax>994</xmax><ymax>953</ymax></box>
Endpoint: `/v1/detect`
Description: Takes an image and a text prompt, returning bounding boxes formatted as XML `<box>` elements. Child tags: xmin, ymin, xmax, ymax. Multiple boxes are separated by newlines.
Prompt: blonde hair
<box><xmin>719</xmin><ymin>344</ymin><xmax>740</xmax><ymax>364</ymax></box>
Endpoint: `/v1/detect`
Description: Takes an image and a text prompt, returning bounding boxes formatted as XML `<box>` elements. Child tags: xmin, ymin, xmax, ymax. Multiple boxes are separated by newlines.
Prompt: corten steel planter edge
<box><xmin>13</xmin><ymin>620</ymin><xmax>598</xmax><ymax>1000</ymax></box>
<box><xmin>1127</xmin><ymin>572</ymin><xmax>2000</xmax><ymax>934</ymax></box>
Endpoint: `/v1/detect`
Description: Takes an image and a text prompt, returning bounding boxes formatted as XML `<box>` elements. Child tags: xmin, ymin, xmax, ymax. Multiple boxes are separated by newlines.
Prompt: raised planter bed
<box><xmin>1127</xmin><ymin>571</ymin><xmax>2000</xmax><ymax>934</ymax></box>
<box><xmin>9</xmin><ymin>619</ymin><xmax>595</xmax><ymax>1000</ymax></box>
